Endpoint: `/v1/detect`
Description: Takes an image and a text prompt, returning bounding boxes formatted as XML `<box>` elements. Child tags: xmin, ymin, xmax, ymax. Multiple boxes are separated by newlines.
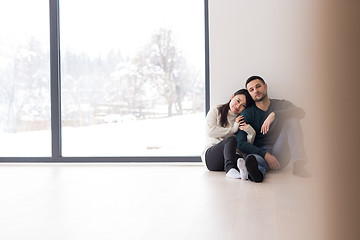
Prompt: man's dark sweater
<box><xmin>236</xmin><ymin>99</ymin><xmax>305</xmax><ymax>158</ymax></box>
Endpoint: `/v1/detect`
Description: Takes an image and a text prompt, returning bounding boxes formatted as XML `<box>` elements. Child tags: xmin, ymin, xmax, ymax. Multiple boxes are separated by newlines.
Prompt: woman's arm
<box><xmin>206</xmin><ymin>108</ymin><xmax>239</xmax><ymax>138</ymax></box>
<box><xmin>238</xmin><ymin>118</ymin><xmax>256</xmax><ymax>144</ymax></box>
<box><xmin>244</xmin><ymin>125</ymin><xmax>256</xmax><ymax>144</ymax></box>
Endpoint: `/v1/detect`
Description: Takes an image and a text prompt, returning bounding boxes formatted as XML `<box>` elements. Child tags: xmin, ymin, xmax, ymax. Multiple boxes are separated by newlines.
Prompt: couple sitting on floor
<box><xmin>201</xmin><ymin>76</ymin><xmax>310</xmax><ymax>182</ymax></box>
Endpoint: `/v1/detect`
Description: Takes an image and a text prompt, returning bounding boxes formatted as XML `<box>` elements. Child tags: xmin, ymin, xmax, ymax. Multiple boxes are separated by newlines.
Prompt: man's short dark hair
<box><xmin>245</xmin><ymin>76</ymin><xmax>266</xmax><ymax>88</ymax></box>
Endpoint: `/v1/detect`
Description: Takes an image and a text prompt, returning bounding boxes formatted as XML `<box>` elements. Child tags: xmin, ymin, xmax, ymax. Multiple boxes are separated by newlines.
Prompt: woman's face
<box><xmin>229</xmin><ymin>94</ymin><xmax>247</xmax><ymax>114</ymax></box>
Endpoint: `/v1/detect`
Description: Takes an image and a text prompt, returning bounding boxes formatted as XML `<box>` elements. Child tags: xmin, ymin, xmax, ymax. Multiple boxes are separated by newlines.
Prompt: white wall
<box><xmin>208</xmin><ymin>0</ymin><xmax>320</xmax><ymax>108</ymax></box>
<box><xmin>208</xmin><ymin>1</ymin><xmax>360</xmax><ymax>239</ymax></box>
<box><xmin>207</xmin><ymin>2</ymin><xmax>360</xmax><ymax>238</ymax></box>
<box><xmin>207</xmin><ymin>0</ymin><xmax>327</xmax><ymax>201</ymax></box>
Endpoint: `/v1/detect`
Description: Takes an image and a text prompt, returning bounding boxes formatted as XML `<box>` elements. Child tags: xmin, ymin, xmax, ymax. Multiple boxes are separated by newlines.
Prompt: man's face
<box><xmin>246</xmin><ymin>79</ymin><xmax>268</xmax><ymax>102</ymax></box>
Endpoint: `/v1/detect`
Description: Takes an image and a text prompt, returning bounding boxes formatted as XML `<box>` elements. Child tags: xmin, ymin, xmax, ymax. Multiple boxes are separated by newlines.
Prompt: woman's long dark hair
<box><xmin>217</xmin><ymin>89</ymin><xmax>253</xmax><ymax>127</ymax></box>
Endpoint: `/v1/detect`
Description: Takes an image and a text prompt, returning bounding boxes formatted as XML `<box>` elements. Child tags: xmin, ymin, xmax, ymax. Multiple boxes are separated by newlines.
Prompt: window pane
<box><xmin>60</xmin><ymin>0</ymin><xmax>205</xmax><ymax>156</ymax></box>
<box><xmin>0</xmin><ymin>0</ymin><xmax>51</xmax><ymax>157</ymax></box>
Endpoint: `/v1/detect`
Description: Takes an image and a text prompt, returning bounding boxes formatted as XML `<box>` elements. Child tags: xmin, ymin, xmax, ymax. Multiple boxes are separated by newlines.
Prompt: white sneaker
<box><xmin>226</xmin><ymin>168</ymin><xmax>241</xmax><ymax>179</ymax></box>
<box><xmin>237</xmin><ymin>158</ymin><xmax>248</xmax><ymax>180</ymax></box>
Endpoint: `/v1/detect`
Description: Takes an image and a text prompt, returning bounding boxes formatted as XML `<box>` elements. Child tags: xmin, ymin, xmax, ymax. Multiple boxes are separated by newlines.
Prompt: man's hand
<box><xmin>261</xmin><ymin>112</ymin><xmax>275</xmax><ymax>134</ymax></box>
<box><xmin>264</xmin><ymin>152</ymin><xmax>280</xmax><ymax>170</ymax></box>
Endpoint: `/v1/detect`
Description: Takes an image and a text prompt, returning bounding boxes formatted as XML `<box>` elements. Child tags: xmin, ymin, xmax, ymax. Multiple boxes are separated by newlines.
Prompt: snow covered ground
<box><xmin>0</xmin><ymin>113</ymin><xmax>205</xmax><ymax>157</ymax></box>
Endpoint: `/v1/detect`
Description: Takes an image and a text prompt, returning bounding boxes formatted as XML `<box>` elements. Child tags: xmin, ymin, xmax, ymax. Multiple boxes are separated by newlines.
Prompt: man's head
<box><xmin>245</xmin><ymin>76</ymin><xmax>268</xmax><ymax>102</ymax></box>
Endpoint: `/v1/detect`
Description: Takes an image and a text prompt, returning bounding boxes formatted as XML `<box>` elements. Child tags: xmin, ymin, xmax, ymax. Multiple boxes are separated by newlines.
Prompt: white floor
<box><xmin>0</xmin><ymin>163</ymin><xmax>323</xmax><ymax>240</ymax></box>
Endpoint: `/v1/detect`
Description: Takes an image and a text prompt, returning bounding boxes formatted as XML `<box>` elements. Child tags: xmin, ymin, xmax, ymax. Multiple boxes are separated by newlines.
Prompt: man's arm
<box><xmin>236</xmin><ymin>111</ymin><xmax>267</xmax><ymax>158</ymax></box>
<box><xmin>237</xmin><ymin>110</ymin><xmax>281</xmax><ymax>170</ymax></box>
<box><xmin>236</xmin><ymin>130</ymin><xmax>267</xmax><ymax>158</ymax></box>
<box><xmin>261</xmin><ymin>100</ymin><xmax>305</xmax><ymax>135</ymax></box>
<box><xmin>272</xmin><ymin>99</ymin><xmax>305</xmax><ymax>120</ymax></box>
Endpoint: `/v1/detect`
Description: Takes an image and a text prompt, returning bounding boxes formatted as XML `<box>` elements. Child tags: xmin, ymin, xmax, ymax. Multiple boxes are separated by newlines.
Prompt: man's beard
<box><xmin>254</xmin><ymin>93</ymin><xmax>267</xmax><ymax>102</ymax></box>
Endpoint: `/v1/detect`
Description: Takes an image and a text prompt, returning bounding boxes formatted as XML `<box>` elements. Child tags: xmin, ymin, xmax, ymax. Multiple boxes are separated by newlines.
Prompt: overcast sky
<box><xmin>0</xmin><ymin>0</ymin><xmax>204</xmax><ymax>66</ymax></box>
<box><xmin>60</xmin><ymin>0</ymin><xmax>204</xmax><ymax>65</ymax></box>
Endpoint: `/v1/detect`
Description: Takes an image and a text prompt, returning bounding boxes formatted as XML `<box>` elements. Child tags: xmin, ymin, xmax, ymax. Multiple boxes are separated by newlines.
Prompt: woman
<box><xmin>201</xmin><ymin>89</ymin><xmax>255</xmax><ymax>179</ymax></box>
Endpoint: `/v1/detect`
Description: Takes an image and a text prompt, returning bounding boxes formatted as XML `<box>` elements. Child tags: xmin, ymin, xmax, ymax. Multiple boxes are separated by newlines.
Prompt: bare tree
<box><xmin>105</xmin><ymin>54</ymin><xmax>148</xmax><ymax>118</ymax></box>
<box><xmin>146</xmin><ymin>28</ymin><xmax>186</xmax><ymax>116</ymax></box>
<box><xmin>0</xmin><ymin>37</ymin><xmax>50</xmax><ymax>132</ymax></box>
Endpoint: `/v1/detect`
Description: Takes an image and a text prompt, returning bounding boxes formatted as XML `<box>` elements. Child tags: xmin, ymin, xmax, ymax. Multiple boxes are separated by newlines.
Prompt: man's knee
<box><xmin>284</xmin><ymin>117</ymin><xmax>302</xmax><ymax>129</ymax></box>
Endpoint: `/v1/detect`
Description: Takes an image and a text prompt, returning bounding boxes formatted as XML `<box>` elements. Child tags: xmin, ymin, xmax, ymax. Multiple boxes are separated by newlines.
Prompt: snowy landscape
<box><xmin>0</xmin><ymin>113</ymin><xmax>205</xmax><ymax>157</ymax></box>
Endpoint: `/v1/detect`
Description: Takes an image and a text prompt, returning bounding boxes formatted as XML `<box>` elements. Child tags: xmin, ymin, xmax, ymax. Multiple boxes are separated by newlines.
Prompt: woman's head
<box><xmin>217</xmin><ymin>89</ymin><xmax>253</xmax><ymax>127</ymax></box>
<box><xmin>229</xmin><ymin>89</ymin><xmax>253</xmax><ymax>114</ymax></box>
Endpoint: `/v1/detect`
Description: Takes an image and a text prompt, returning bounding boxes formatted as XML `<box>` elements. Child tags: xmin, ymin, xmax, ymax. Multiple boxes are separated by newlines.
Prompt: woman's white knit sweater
<box><xmin>201</xmin><ymin>106</ymin><xmax>256</xmax><ymax>163</ymax></box>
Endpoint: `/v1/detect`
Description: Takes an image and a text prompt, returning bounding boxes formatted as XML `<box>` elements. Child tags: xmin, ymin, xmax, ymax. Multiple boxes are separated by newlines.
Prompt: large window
<box><xmin>60</xmin><ymin>0</ymin><xmax>205</xmax><ymax>157</ymax></box>
<box><xmin>0</xmin><ymin>0</ymin><xmax>208</xmax><ymax>161</ymax></box>
<box><xmin>0</xmin><ymin>0</ymin><xmax>51</xmax><ymax>157</ymax></box>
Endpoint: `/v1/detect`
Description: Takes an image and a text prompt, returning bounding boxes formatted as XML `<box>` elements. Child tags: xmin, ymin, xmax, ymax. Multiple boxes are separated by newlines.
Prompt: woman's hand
<box><xmin>235</xmin><ymin>115</ymin><xmax>243</xmax><ymax>124</ymax></box>
<box><xmin>261</xmin><ymin>112</ymin><xmax>275</xmax><ymax>134</ymax></box>
<box><xmin>236</xmin><ymin>115</ymin><xmax>248</xmax><ymax>131</ymax></box>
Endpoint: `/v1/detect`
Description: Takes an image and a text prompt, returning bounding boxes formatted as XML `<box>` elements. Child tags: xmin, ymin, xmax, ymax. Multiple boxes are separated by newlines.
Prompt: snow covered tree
<box><xmin>145</xmin><ymin>28</ymin><xmax>187</xmax><ymax>116</ymax></box>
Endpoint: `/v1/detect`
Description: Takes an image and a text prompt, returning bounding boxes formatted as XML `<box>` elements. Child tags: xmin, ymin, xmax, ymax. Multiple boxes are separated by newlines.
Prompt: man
<box><xmin>236</xmin><ymin>76</ymin><xmax>310</xmax><ymax>182</ymax></box>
